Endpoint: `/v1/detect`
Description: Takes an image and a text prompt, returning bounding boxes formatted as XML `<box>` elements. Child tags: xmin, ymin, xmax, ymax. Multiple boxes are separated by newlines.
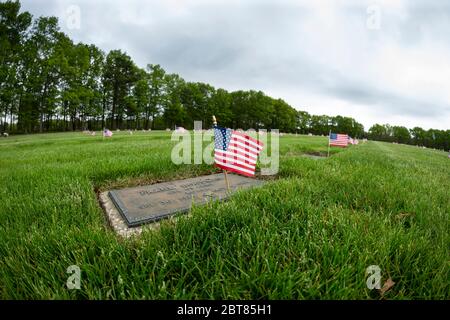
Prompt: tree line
<box><xmin>368</xmin><ymin>124</ymin><xmax>449</xmax><ymax>151</ymax></box>
<box><xmin>0</xmin><ymin>0</ymin><xmax>364</xmax><ymax>137</ymax></box>
<box><xmin>1</xmin><ymin>1</ymin><xmax>449</xmax><ymax>151</ymax></box>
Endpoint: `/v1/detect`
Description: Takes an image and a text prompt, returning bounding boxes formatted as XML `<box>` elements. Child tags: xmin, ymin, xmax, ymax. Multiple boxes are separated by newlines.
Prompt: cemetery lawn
<box><xmin>0</xmin><ymin>131</ymin><xmax>448</xmax><ymax>299</ymax></box>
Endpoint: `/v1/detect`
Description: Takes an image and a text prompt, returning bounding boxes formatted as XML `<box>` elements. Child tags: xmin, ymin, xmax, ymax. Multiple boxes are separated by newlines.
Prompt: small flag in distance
<box><xmin>329</xmin><ymin>133</ymin><xmax>349</xmax><ymax>147</ymax></box>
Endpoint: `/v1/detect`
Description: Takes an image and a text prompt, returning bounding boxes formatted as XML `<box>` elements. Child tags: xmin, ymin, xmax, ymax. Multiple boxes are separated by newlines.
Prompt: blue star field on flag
<box><xmin>214</xmin><ymin>126</ymin><xmax>232</xmax><ymax>151</ymax></box>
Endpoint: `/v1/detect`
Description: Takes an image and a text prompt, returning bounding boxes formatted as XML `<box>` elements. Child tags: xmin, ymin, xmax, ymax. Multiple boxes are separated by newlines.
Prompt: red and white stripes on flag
<box><xmin>329</xmin><ymin>133</ymin><xmax>349</xmax><ymax>147</ymax></box>
<box><xmin>214</xmin><ymin>126</ymin><xmax>264</xmax><ymax>177</ymax></box>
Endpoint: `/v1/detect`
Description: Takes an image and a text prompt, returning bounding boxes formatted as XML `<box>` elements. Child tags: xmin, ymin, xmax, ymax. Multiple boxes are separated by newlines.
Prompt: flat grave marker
<box><xmin>100</xmin><ymin>173</ymin><xmax>264</xmax><ymax>237</ymax></box>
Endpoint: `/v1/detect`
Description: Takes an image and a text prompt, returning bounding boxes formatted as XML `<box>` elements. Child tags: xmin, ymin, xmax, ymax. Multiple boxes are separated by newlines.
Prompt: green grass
<box><xmin>0</xmin><ymin>131</ymin><xmax>448</xmax><ymax>299</ymax></box>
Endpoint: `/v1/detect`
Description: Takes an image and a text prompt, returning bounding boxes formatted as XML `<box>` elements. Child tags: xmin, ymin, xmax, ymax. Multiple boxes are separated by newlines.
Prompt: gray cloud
<box><xmin>327</xmin><ymin>81</ymin><xmax>449</xmax><ymax>118</ymax></box>
<box><xmin>20</xmin><ymin>0</ymin><xmax>450</xmax><ymax>130</ymax></box>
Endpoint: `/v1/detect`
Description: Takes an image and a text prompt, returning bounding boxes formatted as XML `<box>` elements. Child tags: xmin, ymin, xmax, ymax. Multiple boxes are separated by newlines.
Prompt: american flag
<box><xmin>214</xmin><ymin>126</ymin><xmax>264</xmax><ymax>177</ymax></box>
<box><xmin>329</xmin><ymin>133</ymin><xmax>349</xmax><ymax>147</ymax></box>
<box><xmin>103</xmin><ymin>129</ymin><xmax>113</xmax><ymax>137</ymax></box>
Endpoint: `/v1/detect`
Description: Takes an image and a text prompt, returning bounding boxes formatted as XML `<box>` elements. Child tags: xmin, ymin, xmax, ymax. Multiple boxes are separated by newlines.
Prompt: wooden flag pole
<box><xmin>223</xmin><ymin>170</ymin><xmax>230</xmax><ymax>191</ymax></box>
<box><xmin>327</xmin><ymin>129</ymin><xmax>331</xmax><ymax>157</ymax></box>
<box><xmin>213</xmin><ymin>115</ymin><xmax>231</xmax><ymax>192</ymax></box>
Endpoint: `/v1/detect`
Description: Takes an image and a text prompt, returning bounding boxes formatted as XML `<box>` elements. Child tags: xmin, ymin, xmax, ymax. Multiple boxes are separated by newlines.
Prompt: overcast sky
<box><xmin>21</xmin><ymin>0</ymin><xmax>450</xmax><ymax>130</ymax></box>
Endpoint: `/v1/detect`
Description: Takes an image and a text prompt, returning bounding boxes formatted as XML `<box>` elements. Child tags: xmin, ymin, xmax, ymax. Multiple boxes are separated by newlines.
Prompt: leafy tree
<box><xmin>309</xmin><ymin>115</ymin><xmax>331</xmax><ymax>135</ymax></box>
<box><xmin>296</xmin><ymin>111</ymin><xmax>310</xmax><ymax>134</ymax></box>
<box><xmin>210</xmin><ymin>88</ymin><xmax>232</xmax><ymax>128</ymax></box>
<box><xmin>103</xmin><ymin>50</ymin><xmax>139</xmax><ymax>129</ymax></box>
<box><xmin>146</xmin><ymin>64</ymin><xmax>166</xmax><ymax>129</ymax></box>
<box><xmin>162</xmin><ymin>73</ymin><xmax>185</xmax><ymax>129</ymax></box>
<box><xmin>15</xmin><ymin>16</ymin><xmax>63</xmax><ymax>133</ymax></box>
<box><xmin>272</xmin><ymin>98</ymin><xmax>295</xmax><ymax>132</ymax></box>
<box><xmin>369</xmin><ymin>124</ymin><xmax>389</xmax><ymax>141</ymax></box>
<box><xmin>392</xmin><ymin>126</ymin><xmax>410</xmax><ymax>144</ymax></box>
<box><xmin>410</xmin><ymin>127</ymin><xmax>425</xmax><ymax>146</ymax></box>
<box><xmin>132</xmin><ymin>71</ymin><xmax>150</xmax><ymax>130</ymax></box>
<box><xmin>83</xmin><ymin>44</ymin><xmax>104</xmax><ymax>130</ymax></box>
<box><xmin>0</xmin><ymin>0</ymin><xmax>31</xmax><ymax>132</ymax></box>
